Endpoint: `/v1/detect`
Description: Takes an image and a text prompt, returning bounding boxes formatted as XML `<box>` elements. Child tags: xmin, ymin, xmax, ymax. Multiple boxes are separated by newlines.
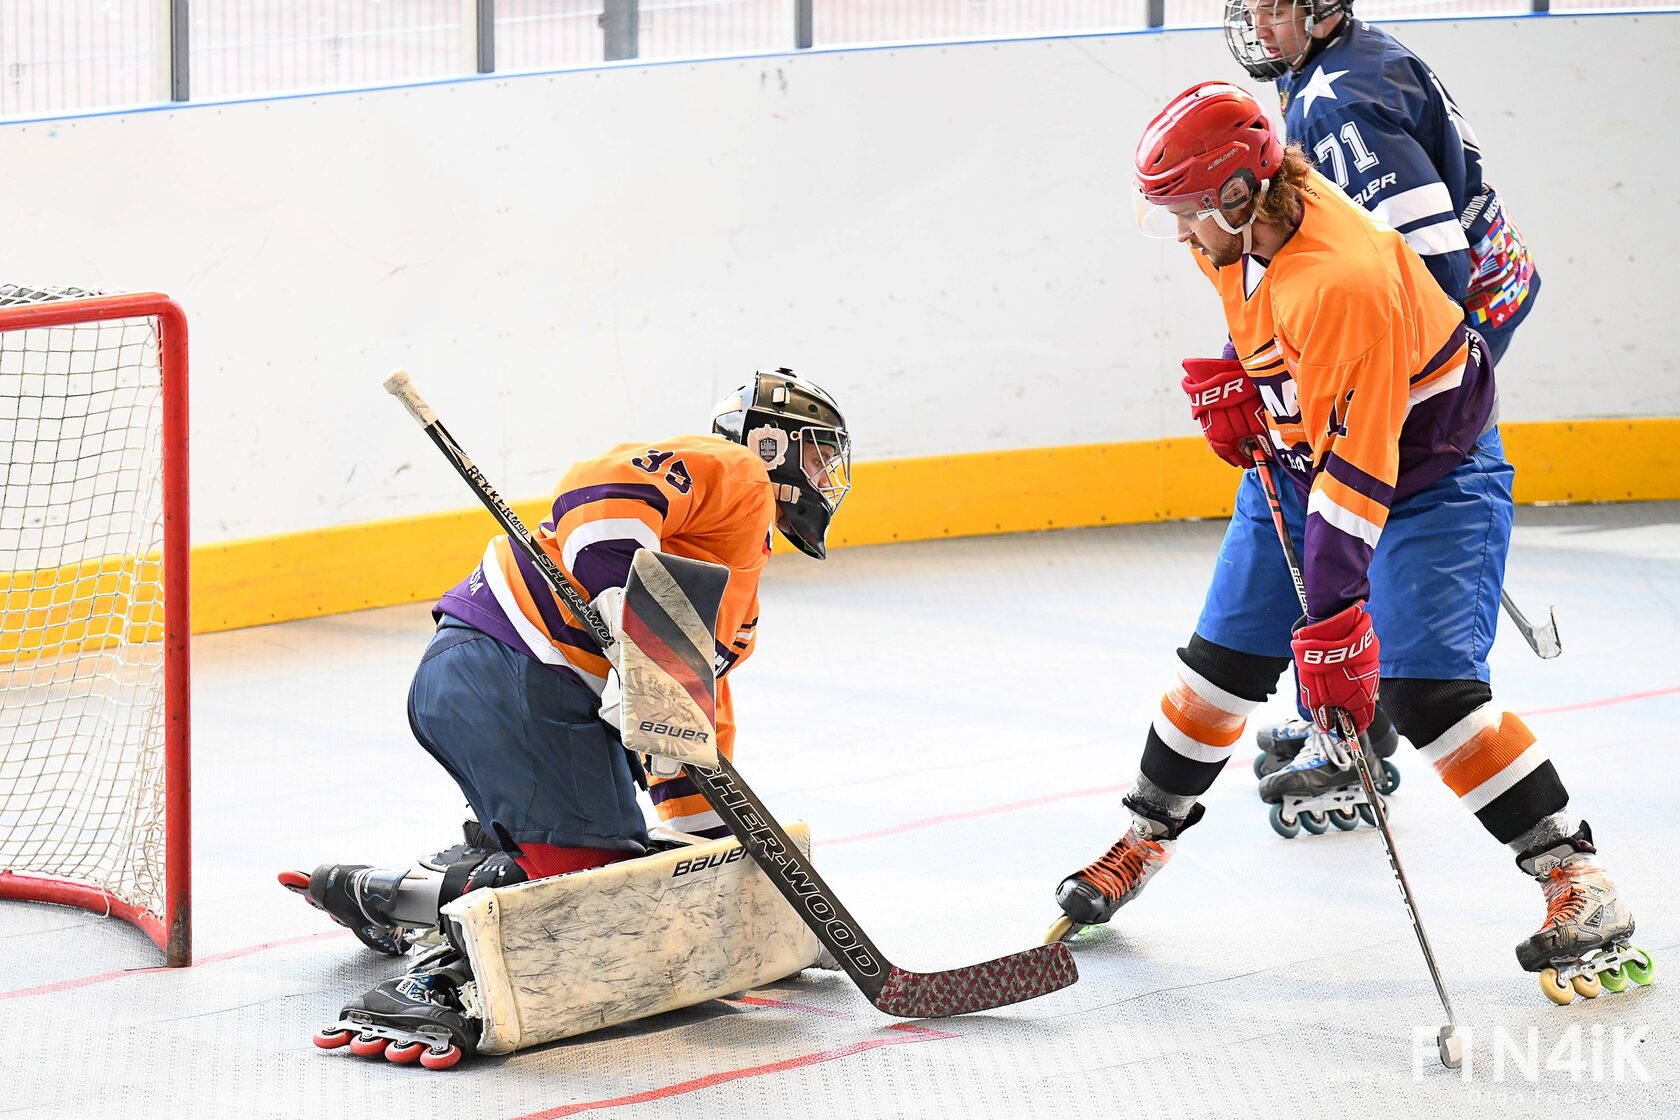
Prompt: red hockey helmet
<box><xmin>1134</xmin><ymin>81</ymin><xmax>1283</xmax><ymax>237</ymax></box>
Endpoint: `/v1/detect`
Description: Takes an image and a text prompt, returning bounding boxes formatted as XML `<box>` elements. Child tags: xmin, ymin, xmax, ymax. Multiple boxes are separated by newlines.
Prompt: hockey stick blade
<box><xmin>687</xmin><ymin>755</ymin><xmax>1077</xmax><ymax>1017</ymax></box>
<box><xmin>873</xmin><ymin>948</ymin><xmax>1079</xmax><ymax>1018</ymax></box>
<box><xmin>1500</xmin><ymin>590</ymin><xmax>1561</xmax><ymax>659</ymax></box>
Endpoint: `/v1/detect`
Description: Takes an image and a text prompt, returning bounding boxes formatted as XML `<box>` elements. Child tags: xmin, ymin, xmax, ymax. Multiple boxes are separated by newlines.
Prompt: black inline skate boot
<box><xmin>1046</xmin><ymin>795</ymin><xmax>1204</xmax><ymax>943</ymax></box>
<box><xmin>1256</xmin><ymin>720</ymin><xmax>1401</xmax><ymax>838</ymax></box>
<box><xmin>313</xmin><ymin>944</ymin><xmax>477</xmax><ymax>1070</ymax></box>
<box><xmin>278</xmin><ymin>863</ymin><xmax>423</xmax><ymax>956</ymax></box>
<box><xmin>1253</xmin><ymin>708</ymin><xmax>1399</xmax><ymax>780</ymax></box>
<box><xmin>419</xmin><ymin>818</ymin><xmax>495</xmax><ymax>872</ymax></box>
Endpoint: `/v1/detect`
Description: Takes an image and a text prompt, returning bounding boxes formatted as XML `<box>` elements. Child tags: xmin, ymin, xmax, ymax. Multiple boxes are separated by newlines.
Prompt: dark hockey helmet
<box><xmin>711</xmin><ymin>369</ymin><xmax>851</xmax><ymax>560</ymax></box>
<box><xmin>1224</xmin><ymin>0</ymin><xmax>1351</xmax><ymax>81</ymax></box>
<box><xmin>1134</xmin><ymin>81</ymin><xmax>1283</xmax><ymax>237</ymax></box>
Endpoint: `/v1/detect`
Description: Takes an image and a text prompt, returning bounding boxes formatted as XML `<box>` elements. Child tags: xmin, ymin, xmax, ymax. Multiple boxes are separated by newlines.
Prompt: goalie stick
<box><xmin>1245</xmin><ymin>440</ymin><xmax>1462</xmax><ymax>1070</ymax></box>
<box><xmin>383</xmin><ymin>370</ymin><xmax>1077</xmax><ymax>1018</ymax></box>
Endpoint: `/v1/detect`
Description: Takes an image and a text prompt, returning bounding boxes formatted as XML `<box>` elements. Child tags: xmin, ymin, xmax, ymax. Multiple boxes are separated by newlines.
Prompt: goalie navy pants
<box><xmin>407</xmin><ymin>616</ymin><xmax>649</xmax><ymax>855</ymax></box>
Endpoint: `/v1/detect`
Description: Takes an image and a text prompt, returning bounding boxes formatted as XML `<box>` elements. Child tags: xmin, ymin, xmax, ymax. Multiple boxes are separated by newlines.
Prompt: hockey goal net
<box><xmin>0</xmin><ymin>287</ymin><xmax>190</xmax><ymax>966</ymax></box>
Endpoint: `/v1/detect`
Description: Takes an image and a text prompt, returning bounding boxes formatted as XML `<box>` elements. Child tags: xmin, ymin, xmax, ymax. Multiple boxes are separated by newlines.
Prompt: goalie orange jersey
<box><xmin>435</xmin><ymin>434</ymin><xmax>777</xmax><ymax>830</ymax></box>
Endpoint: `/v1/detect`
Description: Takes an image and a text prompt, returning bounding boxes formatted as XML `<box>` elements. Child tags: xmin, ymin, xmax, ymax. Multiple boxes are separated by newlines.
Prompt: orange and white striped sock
<box><xmin>1140</xmin><ymin>659</ymin><xmax>1262</xmax><ymax>797</ymax></box>
<box><xmin>1418</xmin><ymin>706</ymin><xmax>1568</xmax><ymax>845</ymax></box>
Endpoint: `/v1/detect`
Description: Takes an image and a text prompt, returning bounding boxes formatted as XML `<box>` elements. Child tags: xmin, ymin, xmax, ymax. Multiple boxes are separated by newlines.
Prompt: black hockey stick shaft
<box><xmin>685</xmin><ymin>756</ymin><xmax>1076</xmax><ymax>1017</ymax></box>
<box><xmin>1245</xmin><ymin>441</ymin><xmax>1461</xmax><ymax>1068</ymax></box>
<box><xmin>383</xmin><ymin>374</ymin><xmax>613</xmax><ymax>648</ymax></box>
<box><xmin>384</xmin><ymin>371</ymin><xmax>1075</xmax><ymax>1017</ymax></box>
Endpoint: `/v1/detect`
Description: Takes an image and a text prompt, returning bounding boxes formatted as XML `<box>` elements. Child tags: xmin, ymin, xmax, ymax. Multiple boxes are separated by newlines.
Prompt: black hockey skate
<box><xmin>279</xmin><ymin>863</ymin><xmax>425</xmax><ymax>956</ymax></box>
<box><xmin>1045</xmin><ymin>796</ymin><xmax>1204</xmax><ymax>944</ymax></box>
<box><xmin>1256</xmin><ymin>723</ymin><xmax>1400</xmax><ymax>838</ymax></box>
<box><xmin>418</xmin><ymin>818</ymin><xmax>495</xmax><ymax>873</ymax></box>
<box><xmin>1515</xmin><ymin>823</ymin><xmax>1654</xmax><ymax>1005</ymax></box>
<box><xmin>314</xmin><ymin>944</ymin><xmax>477</xmax><ymax>1070</ymax></box>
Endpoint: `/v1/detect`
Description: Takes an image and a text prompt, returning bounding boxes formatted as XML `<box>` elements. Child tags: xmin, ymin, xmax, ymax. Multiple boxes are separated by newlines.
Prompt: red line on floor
<box><xmin>0</xmin><ymin>929</ymin><xmax>348</xmax><ymax>1001</ymax></box>
<box><xmin>823</xmin><ymin>780</ymin><xmax>1136</xmax><ymax>847</ymax></box>
<box><xmin>513</xmin><ymin>1022</ymin><xmax>954</xmax><ymax>1120</ymax></box>
<box><xmin>822</xmin><ymin>752</ymin><xmax>1251</xmax><ymax>847</ymax></box>
<box><xmin>1516</xmin><ymin>684</ymin><xmax>1680</xmax><ymax>718</ymax></box>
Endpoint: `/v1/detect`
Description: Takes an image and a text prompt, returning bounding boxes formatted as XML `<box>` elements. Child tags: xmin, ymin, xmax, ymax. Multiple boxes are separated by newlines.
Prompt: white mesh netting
<box><xmin>0</xmin><ymin>285</ymin><xmax>173</xmax><ymax>923</ymax></box>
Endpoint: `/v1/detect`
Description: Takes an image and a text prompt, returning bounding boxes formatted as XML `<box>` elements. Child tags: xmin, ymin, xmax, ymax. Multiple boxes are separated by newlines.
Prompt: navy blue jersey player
<box><xmin>1226</xmin><ymin>0</ymin><xmax>1539</xmax><ymax>362</ymax></box>
<box><xmin>1225</xmin><ymin>0</ymin><xmax>1545</xmax><ymax>803</ymax></box>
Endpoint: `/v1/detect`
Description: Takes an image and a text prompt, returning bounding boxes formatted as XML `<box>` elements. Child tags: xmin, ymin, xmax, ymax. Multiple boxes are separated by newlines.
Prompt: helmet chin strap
<box><xmin>1211</xmin><ymin>178</ymin><xmax>1272</xmax><ymax>254</ymax></box>
<box><xmin>1289</xmin><ymin>8</ymin><xmax>1315</xmax><ymax>71</ymax></box>
<box><xmin>1291</xmin><ymin>6</ymin><xmax>1346</xmax><ymax>74</ymax></box>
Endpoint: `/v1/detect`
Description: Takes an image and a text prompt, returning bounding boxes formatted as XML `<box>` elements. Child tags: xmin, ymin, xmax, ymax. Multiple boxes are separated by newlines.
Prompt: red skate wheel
<box><xmin>278</xmin><ymin>870</ymin><xmax>310</xmax><ymax>894</ymax></box>
<box><xmin>384</xmin><ymin>1040</ymin><xmax>425</xmax><ymax>1065</ymax></box>
<box><xmin>349</xmin><ymin>1033</ymin><xmax>391</xmax><ymax>1058</ymax></box>
<box><xmin>419</xmin><ymin>1044</ymin><xmax>463</xmax><ymax>1071</ymax></box>
<box><xmin>314</xmin><ymin>1028</ymin><xmax>353</xmax><ymax>1050</ymax></box>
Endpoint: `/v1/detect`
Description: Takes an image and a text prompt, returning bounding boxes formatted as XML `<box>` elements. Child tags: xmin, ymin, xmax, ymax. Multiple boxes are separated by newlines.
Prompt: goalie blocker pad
<box><xmin>443</xmin><ymin>823</ymin><xmax>821</xmax><ymax>1054</ymax></box>
<box><xmin>618</xmin><ymin>550</ymin><xmax>729</xmax><ymax>770</ymax></box>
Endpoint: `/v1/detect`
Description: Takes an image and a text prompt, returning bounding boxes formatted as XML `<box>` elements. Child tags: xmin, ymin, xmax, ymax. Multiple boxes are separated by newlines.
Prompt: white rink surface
<box><xmin>1</xmin><ymin>501</ymin><xmax>1675</xmax><ymax>1119</ymax></box>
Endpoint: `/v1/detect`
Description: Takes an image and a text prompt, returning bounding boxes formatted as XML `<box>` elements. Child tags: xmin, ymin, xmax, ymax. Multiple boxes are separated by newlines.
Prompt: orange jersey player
<box><xmin>1049</xmin><ymin>83</ymin><xmax>1647</xmax><ymax>1007</ymax></box>
<box><xmin>424</xmin><ymin>367</ymin><xmax>851</xmax><ymax>854</ymax></box>
<box><xmin>281</xmin><ymin>370</ymin><xmax>851</xmax><ymax>1046</ymax></box>
<box><xmin>434</xmin><ymin>430</ymin><xmax>778</xmax><ymax>838</ymax></box>
<box><xmin>1185</xmin><ymin>158</ymin><xmax>1479</xmax><ymax>623</ymax></box>
<box><xmin>280</xmin><ymin>369</ymin><xmax>846</xmax><ymax>1067</ymax></box>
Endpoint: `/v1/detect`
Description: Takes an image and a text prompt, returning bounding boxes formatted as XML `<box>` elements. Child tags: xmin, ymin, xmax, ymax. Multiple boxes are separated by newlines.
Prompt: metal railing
<box><xmin>0</xmin><ymin>0</ymin><xmax>1662</xmax><ymax>119</ymax></box>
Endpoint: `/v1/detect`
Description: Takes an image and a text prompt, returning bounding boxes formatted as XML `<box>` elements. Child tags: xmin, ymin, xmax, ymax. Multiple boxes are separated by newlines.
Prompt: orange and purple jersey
<box><xmin>1192</xmin><ymin>169</ymin><xmax>1496</xmax><ymax>620</ymax></box>
<box><xmin>435</xmin><ymin>434</ymin><xmax>776</xmax><ymax>832</ymax></box>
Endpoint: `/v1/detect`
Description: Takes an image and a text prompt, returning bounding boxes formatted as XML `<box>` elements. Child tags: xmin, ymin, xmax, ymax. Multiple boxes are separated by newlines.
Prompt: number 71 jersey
<box><xmin>1278</xmin><ymin>19</ymin><xmax>1537</xmax><ymax>334</ymax></box>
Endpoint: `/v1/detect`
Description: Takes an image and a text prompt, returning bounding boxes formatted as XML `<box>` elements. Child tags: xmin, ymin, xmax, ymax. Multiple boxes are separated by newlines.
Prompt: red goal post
<box><xmin>0</xmin><ymin>290</ymin><xmax>191</xmax><ymax>966</ymax></box>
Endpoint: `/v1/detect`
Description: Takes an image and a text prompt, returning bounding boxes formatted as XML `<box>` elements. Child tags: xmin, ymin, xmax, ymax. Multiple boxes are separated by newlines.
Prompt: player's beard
<box><xmin>1190</xmin><ymin>225</ymin><xmax>1244</xmax><ymax>269</ymax></box>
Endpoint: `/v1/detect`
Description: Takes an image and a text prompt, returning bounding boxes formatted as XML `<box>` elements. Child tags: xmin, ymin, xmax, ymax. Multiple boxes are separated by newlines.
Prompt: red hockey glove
<box><xmin>1291</xmin><ymin>602</ymin><xmax>1380</xmax><ymax>735</ymax></box>
<box><xmin>1181</xmin><ymin>358</ymin><xmax>1269</xmax><ymax>468</ymax></box>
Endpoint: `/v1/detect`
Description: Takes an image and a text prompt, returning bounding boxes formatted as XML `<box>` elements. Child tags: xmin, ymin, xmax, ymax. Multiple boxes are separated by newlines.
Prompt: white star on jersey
<box><xmin>1298</xmin><ymin>68</ymin><xmax>1349</xmax><ymax>115</ymax></box>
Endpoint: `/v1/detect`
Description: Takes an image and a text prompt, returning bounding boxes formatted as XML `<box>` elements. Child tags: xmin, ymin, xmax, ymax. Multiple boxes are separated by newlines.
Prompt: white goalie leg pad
<box><xmin>443</xmin><ymin>822</ymin><xmax>821</xmax><ymax>1054</ymax></box>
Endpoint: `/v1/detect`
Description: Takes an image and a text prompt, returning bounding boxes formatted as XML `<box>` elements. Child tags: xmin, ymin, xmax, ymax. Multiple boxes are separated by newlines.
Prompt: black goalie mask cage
<box><xmin>711</xmin><ymin>368</ymin><xmax>850</xmax><ymax>559</ymax></box>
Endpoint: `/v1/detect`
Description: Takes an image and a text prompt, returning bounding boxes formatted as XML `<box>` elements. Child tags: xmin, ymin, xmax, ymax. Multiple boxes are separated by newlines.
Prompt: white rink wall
<box><xmin>2</xmin><ymin>13</ymin><xmax>1676</xmax><ymax>544</ymax></box>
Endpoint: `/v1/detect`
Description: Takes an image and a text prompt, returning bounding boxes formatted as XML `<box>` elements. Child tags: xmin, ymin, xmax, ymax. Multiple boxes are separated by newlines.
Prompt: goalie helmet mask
<box><xmin>1224</xmin><ymin>0</ymin><xmax>1351</xmax><ymax>81</ymax></box>
<box><xmin>711</xmin><ymin>369</ymin><xmax>851</xmax><ymax>560</ymax></box>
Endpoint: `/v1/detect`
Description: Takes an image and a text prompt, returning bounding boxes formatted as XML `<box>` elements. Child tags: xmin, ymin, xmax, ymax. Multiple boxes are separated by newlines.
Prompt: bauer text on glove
<box><xmin>1181</xmin><ymin>358</ymin><xmax>1270</xmax><ymax>468</ymax></box>
<box><xmin>1291</xmin><ymin>602</ymin><xmax>1380</xmax><ymax>735</ymax></box>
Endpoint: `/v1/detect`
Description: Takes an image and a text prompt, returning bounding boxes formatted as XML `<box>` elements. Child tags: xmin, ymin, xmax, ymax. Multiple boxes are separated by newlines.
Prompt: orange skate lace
<box><xmin>1538</xmin><ymin>864</ymin><xmax>1591</xmax><ymax>931</ymax></box>
<box><xmin>1078</xmin><ymin>835</ymin><xmax>1165</xmax><ymax>901</ymax></box>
